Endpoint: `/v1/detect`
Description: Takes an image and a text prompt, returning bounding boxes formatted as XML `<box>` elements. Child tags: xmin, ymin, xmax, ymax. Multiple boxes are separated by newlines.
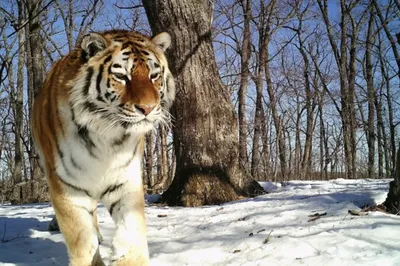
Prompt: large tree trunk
<box><xmin>26</xmin><ymin>0</ymin><xmax>44</xmax><ymax>180</ymax></box>
<box><xmin>238</xmin><ymin>0</ymin><xmax>252</xmax><ymax>171</ymax></box>
<box><xmin>384</xmin><ymin>142</ymin><xmax>400</xmax><ymax>213</ymax></box>
<box><xmin>13</xmin><ymin>1</ymin><xmax>26</xmax><ymax>184</ymax></box>
<box><xmin>250</xmin><ymin>20</ymin><xmax>267</xmax><ymax>180</ymax></box>
<box><xmin>365</xmin><ymin>6</ymin><xmax>375</xmax><ymax>179</ymax></box>
<box><xmin>375</xmin><ymin>93</ymin><xmax>385</xmax><ymax>177</ymax></box>
<box><xmin>152</xmin><ymin>125</ymin><xmax>171</xmax><ymax>191</ymax></box>
<box><xmin>143</xmin><ymin>0</ymin><xmax>263</xmax><ymax>206</ymax></box>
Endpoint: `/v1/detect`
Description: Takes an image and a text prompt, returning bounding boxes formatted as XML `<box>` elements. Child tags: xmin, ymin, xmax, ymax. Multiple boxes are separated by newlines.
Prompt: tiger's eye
<box><xmin>150</xmin><ymin>73</ymin><xmax>160</xmax><ymax>80</ymax></box>
<box><xmin>113</xmin><ymin>73</ymin><xmax>126</xmax><ymax>80</ymax></box>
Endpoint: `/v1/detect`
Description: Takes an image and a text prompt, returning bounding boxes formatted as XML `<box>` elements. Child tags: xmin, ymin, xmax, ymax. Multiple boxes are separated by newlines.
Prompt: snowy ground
<box><xmin>1</xmin><ymin>178</ymin><xmax>400</xmax><ymax>266</ymax></box>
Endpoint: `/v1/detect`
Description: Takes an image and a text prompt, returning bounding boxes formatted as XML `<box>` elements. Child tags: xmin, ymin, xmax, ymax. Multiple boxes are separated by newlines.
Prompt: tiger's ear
<box><xmin>81</xmin><ymin>33</ymin><xmax>107</xmax><ymax>58</ymax></box>
<box><xmin>151</xmin><ymin>32</ymin><xmax>171</xmax><ymax>52</ymax></box>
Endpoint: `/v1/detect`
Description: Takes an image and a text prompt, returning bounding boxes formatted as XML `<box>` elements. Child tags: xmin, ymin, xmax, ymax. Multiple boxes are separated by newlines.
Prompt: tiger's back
<box><xmin>32</xmin><ymin>30</ymin><xmax>175</xmax><ymax>266</ymax></box>
<box><xmin>33</xmin><ymin>48</ymin><xmax>84</xmax><ymax>192</ymax></box>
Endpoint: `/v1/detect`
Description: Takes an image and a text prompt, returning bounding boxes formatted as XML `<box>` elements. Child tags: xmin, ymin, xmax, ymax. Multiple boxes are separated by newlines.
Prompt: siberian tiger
<box><xmin>32</xmin><ymin>29</ymin><xmax>175</xmax><ymax>266</ymax></box>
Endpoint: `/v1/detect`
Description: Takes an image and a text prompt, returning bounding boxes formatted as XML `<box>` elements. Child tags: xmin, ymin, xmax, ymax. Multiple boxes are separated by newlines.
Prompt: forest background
<box><xmin>0</xmin><ymin>0</ymin><xmax>399</xmax><ymax>204</ymax></box>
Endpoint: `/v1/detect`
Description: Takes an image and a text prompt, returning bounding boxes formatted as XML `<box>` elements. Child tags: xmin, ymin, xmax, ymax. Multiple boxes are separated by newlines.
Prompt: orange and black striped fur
<box><xmin>32</xmin><ymin>30</ymin><xmax>175</xmax><ymax>266</ymax></box>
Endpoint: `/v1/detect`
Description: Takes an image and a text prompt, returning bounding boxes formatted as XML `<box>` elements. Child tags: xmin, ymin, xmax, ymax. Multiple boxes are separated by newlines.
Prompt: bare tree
<box><xmin>237</xmin><ymin>0</ymin><xmax>252</xmax><ymax>171</ymax></box>
<box><xmin>54</xmin><ymin>0</ymin><xmax>104</xmax><ymax>50</ymax></box>
<box><xmin>317</xmin><ymin>0</ymin><xmax>368</xmax><ymax>179</ymax></box>
<box><xmin>250</xmin><ymin>0</ymin><xmax>296</xmax><ymax>180</ymax></box>
<box><xmin>25</xmin><ymin>0</ymin><xmax>45</xmax><ymax>180</ymax></box>
<box><xmin>365</xmin><ymin>3</ymin><xmax>376</xmax><ymax>179</ymax></box>
<box><xmin>291</xmin><ymin>3</ymin><xmax>316</xmax><ymax>179</ymax></box>
<box><xmin>12</xmin><ymin>1</ymin><xmax>26</xmax><ymax>183</ymax></box>
<box><xmin>0</xmin><ymin>2</ymin><xmax>25</xmax><ymax>184</ymax></box>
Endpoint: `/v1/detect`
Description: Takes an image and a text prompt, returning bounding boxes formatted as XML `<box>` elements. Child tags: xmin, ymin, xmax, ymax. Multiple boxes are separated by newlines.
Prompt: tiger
<box><xmin>32</xmin><ymin>29</ymin><xmax>175</xmax><ymax>266</ymax></box>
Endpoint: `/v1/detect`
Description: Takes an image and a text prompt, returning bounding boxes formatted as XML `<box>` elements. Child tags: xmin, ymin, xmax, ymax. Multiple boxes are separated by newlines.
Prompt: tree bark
<box><xmin>250</xmin><ymin>10</ymin><xmax>267</xmax><ymax>180</ymax></box>
<box><xmin>238</xmin><ymin>0</ymin><xmax>252</xmax><ymax>171</ymax></box>
<box><xmin>26</xmin><ymin>0</ymin><xmax>44</xmax><ymax>180</ymax></box>
<box><xmin>145</xmin><ymin>133</ymin><xmax>154</xmax><ymax>189</ymax></box>
<box><xmin>377</xmin><ymin>31</ymin><xmax>396</xmax><ymax>175</ymax></box>
<box><xmin>365</xmin><ymin>5</ymin><xmax>375</xmax><ymax>179</ymax></box>
<box><xmin>384</xmin><ymin>142</ymin><xmax>400</xmax><ymax>213</ymax></box>
<box><xmin>295</xmin><ymin>12</ymin><xmax>315</xmax><ymax>179</ymax></box>
<box><xmin>375</xmin><ymin>92</ymin><xmax>384</xmax><ymax>178</ymax></box>
<box><xmin>143</xmin><ymin>0</ymin><xmax>263</xmax><ymax>206</ymax></box>
<box><xmin>266</xmin><ymin>55</ymin><xmax>286</xmax><ymax>180</ymax></box>
<box><xmin>152</xmin><ymin>125</ymin><xmax>171</xmax><ymax>191</ymax></box>
<box><xmin>13</xmin><ymin>1</ymin><xmax>25</xmax><ymax>183</ymax></box>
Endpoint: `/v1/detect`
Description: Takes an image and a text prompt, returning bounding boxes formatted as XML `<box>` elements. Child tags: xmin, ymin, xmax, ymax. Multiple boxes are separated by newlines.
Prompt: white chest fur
<box><xmin>55</xmin><ymin>113</ymin><xmax>143</xmax><ymax>200</ymax></box>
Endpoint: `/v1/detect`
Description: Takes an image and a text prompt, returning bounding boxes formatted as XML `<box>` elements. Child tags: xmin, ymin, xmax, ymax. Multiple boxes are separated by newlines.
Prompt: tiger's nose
<box><xmin>135</xmin><ymin>104</ymin><xmax>156</xmax><ymax>116</ymax></box>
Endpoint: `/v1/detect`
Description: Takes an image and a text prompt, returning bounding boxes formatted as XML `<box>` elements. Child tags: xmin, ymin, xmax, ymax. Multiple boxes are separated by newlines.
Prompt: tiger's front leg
<box><xmin>50</xmin><ymin>179</ymin><xmax>105</xmax><ymax>266</ymax></box>
<box><xmin>102</xmin><ymin>182</ymin><xmax>149</xmax><ymax>266</ymax></box>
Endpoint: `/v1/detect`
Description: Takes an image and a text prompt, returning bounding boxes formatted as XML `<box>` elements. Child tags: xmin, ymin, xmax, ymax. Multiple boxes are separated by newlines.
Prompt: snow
<box><xmin>1</xmin><ymin>178</ymin><xmax>400</xmax><ymax>266</ymax></box>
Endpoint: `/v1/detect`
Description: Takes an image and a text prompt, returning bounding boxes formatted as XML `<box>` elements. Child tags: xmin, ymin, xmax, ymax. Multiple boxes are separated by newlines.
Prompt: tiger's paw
<box><xmin>110</xmin><ymin>254</ymin><xmax>149</xmax><ymax>266</ymax></box>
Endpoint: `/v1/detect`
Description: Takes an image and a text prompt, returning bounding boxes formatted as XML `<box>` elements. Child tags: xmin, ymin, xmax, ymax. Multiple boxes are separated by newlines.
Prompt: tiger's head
<box><xmin>70</xmin><ymin>30</ymin><xmax>175</xmax><ymax>136</ymax></box>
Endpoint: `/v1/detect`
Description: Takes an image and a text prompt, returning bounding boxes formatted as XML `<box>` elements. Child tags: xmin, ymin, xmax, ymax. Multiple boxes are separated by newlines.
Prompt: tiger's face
<box><xmin>70</xmin><ymin>30</ymin><xmax>175</xmax><ymax>136</ymax></box>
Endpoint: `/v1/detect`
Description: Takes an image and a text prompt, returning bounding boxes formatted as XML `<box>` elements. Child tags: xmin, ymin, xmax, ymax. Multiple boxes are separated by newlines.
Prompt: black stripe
<box><xmin>113</xmin><ymin>133</ymin><xmax>131</xmax><ymax>146</ymax></box>
<box><xmin>55</xmin><ymin>143</ymin><xmax>74</xmax><ymax>178</ymax></box>
<box><xmin>96</xmin><ymin>65</ymin><xmax>104</xmax><ymax>94</ymax></box>
<box><xmin>119</xmin><ymin>141</ymin><xmax>140</xmax><ymax>169</ymax></box>
<box><xmin>70</xmin><ymin>156</ymin><xmax>82</xmax><ymax>170</ymax></box>
<box><xmin>59</xmin><ymin>177</ymin><xmax>91</xmax><ymax>197</ymax></box>
<box><xmin>97</xmin><ymin>95</ymin><xmax>106</xmax><ymax>103</ymax></box>
<box><xmin>133</xmin><ymin>43</ymin><xmax>144</xmax><ymax>49</ymax></box>
<box><xmin>122</xmin><ymin>51</ymin><xmax>132</xmax><ymax>55</ymax></box>
<box><xmin>120</xmin><ymin>153</ymin><xmax>135</xmax><ymax>169</ymax></box>
<box><xmin>77</xmin><ymin>125</ymin><xmax>97</xmax><ymax>158</ymax></box>
<box><xmin>103</xmin><ymin>55</ymin><xmax>112</xmax><ymax>65</ymax></box>
<box><xmin>121</xmin><ymin>75</ymin><xmax>130</xmax><ymax>83</ymax></box>
<box><xmin>101</xmin><ymin>182</ymin><xmax>126</xmax><ymax>199</ymax></box>
<box><xmin>82</xmin><ymin>101</ymin><xmax>105</xmax><ymax>113</ymax></box>
<box><xmin>112</xmin><ymin>63</ymin><xmax>122</xmax><ymax>68</ymax></box>
<box><xmin>70</xmin><ymin>105</ymin><xmax>76</xmax><ymax>121</ymax></box>
<box><xmin>81</xmin><ymin>50</ymin><xmax>88</xmax><ymax>63</ymax></box>
<box><xmin>109</xmin><ymin>199</ymin><xmax>121</xmax><ymax>216</ymax></box>
<box><xmin>105</xmin><ymin>92</ymin><xmax>111</xmax><ymax>100</ymax></box>
<box><xmin>114</xmin><ymin>34</ymin><xmax>129</xmax><ymax>39</ymax></box>
<box><xmin>96</xmin><ymin>65</ymin><xmax>107</xmax><ymax>103</ymax></box>
<box><xmin>120</xmin><ymin>120</ymin><xmax>132</xmax><ymax>129</ymax></box>
<box><xmin>83</xmin><ymin>67</ymin><xmax>94</xmax><ymax>96</ymax></box>
<box><xmin>154</xmin><ymin>62</ymin><xmax>160</xmax><ymax>68</ymax></box>
<box><xmin>122</xmin><ymin>41</ymin><xmax>133</xmax><ymax>50</ymax></box>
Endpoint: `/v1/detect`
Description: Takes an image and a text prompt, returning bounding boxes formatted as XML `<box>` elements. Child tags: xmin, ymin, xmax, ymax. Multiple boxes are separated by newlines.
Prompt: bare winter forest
<box><xmin>0</xmin><ymin>0</ymin><xmax>399</xmax><ymax>204</ymax></box>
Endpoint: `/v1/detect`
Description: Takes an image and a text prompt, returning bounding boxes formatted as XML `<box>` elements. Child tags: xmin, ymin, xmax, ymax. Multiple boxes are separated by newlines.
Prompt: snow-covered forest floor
<box><xmin>1</xmin><ymin>178</ymin><xmax>399</xmax><ymax>266</ymax></box>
